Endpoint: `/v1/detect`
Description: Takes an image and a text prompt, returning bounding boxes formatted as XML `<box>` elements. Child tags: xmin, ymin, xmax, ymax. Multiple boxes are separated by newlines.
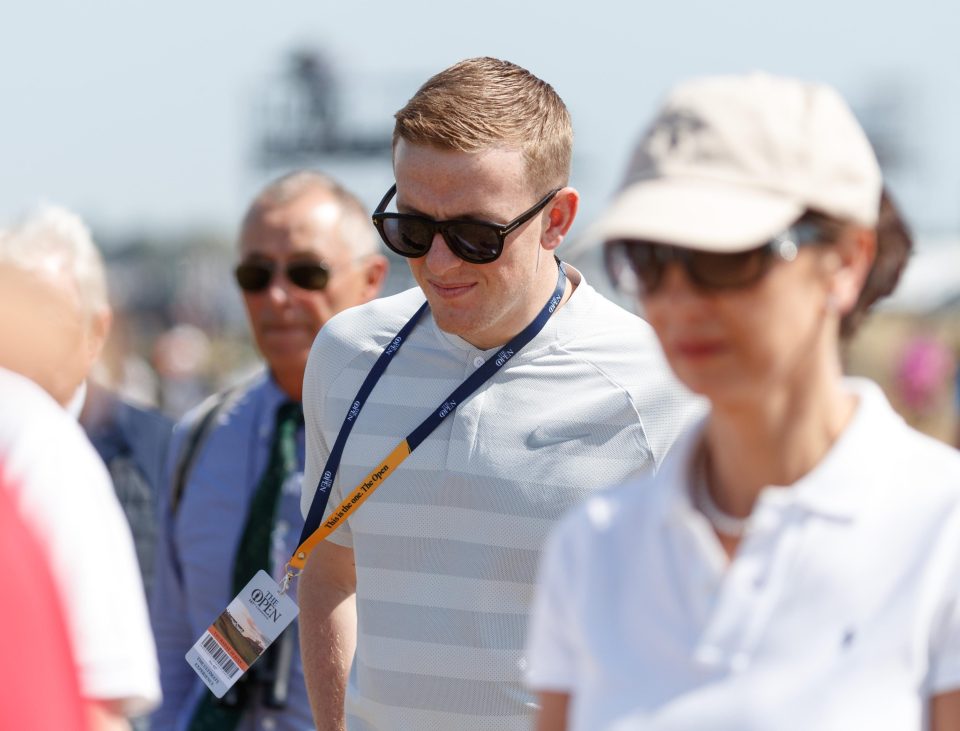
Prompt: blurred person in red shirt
<box><xmin>0</xmin><ymin>465</ymin><xmax>88</xmax><ymax>731</ymax></box>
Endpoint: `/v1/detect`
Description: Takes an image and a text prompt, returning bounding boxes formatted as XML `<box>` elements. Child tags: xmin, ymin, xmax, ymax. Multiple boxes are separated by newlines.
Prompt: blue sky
<box><xmin>2</xmin><ymin>0</ymin><xmax>957</xmax><ymax>242</ymax></box>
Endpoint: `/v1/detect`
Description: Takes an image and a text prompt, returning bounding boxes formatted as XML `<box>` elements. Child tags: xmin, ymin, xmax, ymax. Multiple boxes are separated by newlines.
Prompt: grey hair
<box><xmin>0</xmin><ymin>205</ymin><xmax>109</xmax><ymax>316</ymax></box>
<box><xmin>245</xmin><ymin>170</ymin><xmax>378</xmax><ymax>258</ymax></box>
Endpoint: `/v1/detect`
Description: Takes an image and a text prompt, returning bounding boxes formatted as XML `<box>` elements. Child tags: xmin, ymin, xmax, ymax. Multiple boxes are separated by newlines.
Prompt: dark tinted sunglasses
<box><xmin>234</xmin><ymin>260</ymin><xmax>332</xmax><ymax>292</ymax></box>
<box><xmin>372</xmin><ymin>184</ymin><xmax>561</xmax><ymax>264</ymax></box>
<box><xmin>605</xmin><ymin>223</ymin><xmax>826</xmax><ymax>295</ymax></box>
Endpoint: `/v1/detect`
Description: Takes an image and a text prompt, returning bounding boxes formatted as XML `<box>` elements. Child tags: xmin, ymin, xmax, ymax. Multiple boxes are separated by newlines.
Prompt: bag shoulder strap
<box><xmin>169</xmin><ymin>383</ymin><xmax>247</xmax><ymax>515</ymax></box>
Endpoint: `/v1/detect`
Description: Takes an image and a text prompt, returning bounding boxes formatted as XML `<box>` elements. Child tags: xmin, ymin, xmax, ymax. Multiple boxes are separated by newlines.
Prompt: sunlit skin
<box><xmin>239</xmin><ymin>190</ymin><xmax>386</xmax><ymax>401</ymax></box>
<box><xmin>393</xmin><ymin>140</ymin><xmax>578</xmax><ymax>350</ymax></box>
<box><xmin>0</xmin><ymin>263</ymin><xmax>109</xmax><ymax>406</ymax></box>
<box><xmin>642</xmin><ymin>247</ymin><xmax>839</xmax><ymax>410</ymax></box>
<box><xmin>640</xmin><ymin>241</ymin><xmax>860</xmax><ymax>523</ymax></box>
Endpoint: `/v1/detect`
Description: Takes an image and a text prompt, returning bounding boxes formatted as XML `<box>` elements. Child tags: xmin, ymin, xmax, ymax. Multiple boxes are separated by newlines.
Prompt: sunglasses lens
<box><xmin>376</xmin><ymin>215</ymin><xmax>503</xmax><ymax>263</ymax></box>
<box><xmin>235</xmin><ymin>263</ymin><xmax>272</xmax><ymax>292</ymax></box>
<box><xmin>445</xmin><ymin>223</ymin><xmax>501</xmax><ymax>264</ymax></box>
<box><xmin>610</xmin><ymin>242</ymin><xmax>664</xmax><ymax>294</ymax></box>
<box><xmin>379</xmin><ymin>218</ymin><xmax>433</xmax><ymax>258</ymax></box>
<box><xmin>287</xmin><ymin>263</ymin><xmax>330</xmax><ymax>291</ymax></box>
<box><xmin>688</xmin><ymin>249</ymin><xmax>770</xmax><ymax>289</ymax></box>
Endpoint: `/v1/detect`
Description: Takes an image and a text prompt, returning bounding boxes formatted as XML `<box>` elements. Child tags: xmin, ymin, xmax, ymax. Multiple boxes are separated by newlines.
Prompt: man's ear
<box><xmin>84</xmin><ymin>307</ymin><xmax>113</xmax><ymax>369</ymax></box>
<box><xmin>359</xmin><ymin>254</ymin><xmax>389</xmax><ymax>304</ymax></box>
<box><xmin>828</xmin><ymin>225</ymin><xmax>876</xmax><ymax>316</ymax></box>
<box><xmin>540</xmin><ymin>188</ymin><xmax>580</xmax><ymax>252</ymax></box>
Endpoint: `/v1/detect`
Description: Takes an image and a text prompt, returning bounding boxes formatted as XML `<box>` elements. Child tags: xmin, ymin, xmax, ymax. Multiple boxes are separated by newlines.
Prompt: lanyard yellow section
<box><xmin>288</xmin><ymin>440</ymin><xmax>412</xmax><ymax>571</ymax></box>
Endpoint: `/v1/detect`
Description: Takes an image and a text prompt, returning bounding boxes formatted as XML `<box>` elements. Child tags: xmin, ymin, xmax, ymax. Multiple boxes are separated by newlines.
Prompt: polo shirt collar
<box><xmin>262</xmin><ymin>370</ymin><xmax>297</xmax><ymax>413</ymax></box>
<box><xmin>225</xmin><ymin>369</ymin><xmax>290</xmax><ymax>426</ymax></box>
<box><xmin>661</xmin><ymin>378</ymin><xmax>896</xmax><ymax>525</ymax></box>
<box><xmin>427</xmin><ymin>264</ymin><xmax>590</xmax><ymax>358</ymax></box>
<box><xmin>783</xmin><ymin>378</ymin><xmax>894</xmax><ymax>520</ymax></box>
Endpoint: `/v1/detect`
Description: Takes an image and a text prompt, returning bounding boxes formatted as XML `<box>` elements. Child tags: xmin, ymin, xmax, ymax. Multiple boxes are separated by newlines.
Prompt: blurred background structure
<box><xmin>2</xmin><ymin>0</ymin><xmax>958</xmax><ymax>441</ymax></box>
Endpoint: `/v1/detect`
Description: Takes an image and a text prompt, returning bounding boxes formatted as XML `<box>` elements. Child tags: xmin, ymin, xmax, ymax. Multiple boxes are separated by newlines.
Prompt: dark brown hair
<box><xmin>841</xmin><ymin>187</ymin><xmax>913</xmax><ymax>338</ymax></box>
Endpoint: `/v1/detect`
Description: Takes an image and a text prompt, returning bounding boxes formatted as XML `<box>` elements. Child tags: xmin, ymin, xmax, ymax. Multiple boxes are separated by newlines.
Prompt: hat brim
<box><xmin>586</xmin><ymin>177</ymin><xmax>806</xmax><ymax>253</ymax></box>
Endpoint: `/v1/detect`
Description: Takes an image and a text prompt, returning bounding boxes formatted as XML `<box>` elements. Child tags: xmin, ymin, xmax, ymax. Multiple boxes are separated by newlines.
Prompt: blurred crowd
<box><xmin>1</xmin><ymin>56</ymin><xmax>959</xmax><ymax>731</ymax></box>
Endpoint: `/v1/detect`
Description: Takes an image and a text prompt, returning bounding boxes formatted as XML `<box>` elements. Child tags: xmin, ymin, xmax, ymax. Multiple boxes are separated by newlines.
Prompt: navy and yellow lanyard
<box><xmin>286</xmin><ymin>260</ymin><xmax>567</xmax><ymax>576</ymax></box>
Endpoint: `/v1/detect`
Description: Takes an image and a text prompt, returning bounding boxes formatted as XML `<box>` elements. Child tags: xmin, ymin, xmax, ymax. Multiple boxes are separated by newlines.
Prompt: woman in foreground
<box><xmin>526</xmin><ymin>73</ymin><xmax>960</xmax><ymax>730</ymax></box>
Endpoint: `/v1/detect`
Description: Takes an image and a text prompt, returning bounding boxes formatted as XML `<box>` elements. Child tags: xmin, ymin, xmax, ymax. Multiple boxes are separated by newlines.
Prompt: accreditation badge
<box><xmin>185</xmin><ymin>570</ymin><xmax>299</xmax><ymax>698</ymax></box>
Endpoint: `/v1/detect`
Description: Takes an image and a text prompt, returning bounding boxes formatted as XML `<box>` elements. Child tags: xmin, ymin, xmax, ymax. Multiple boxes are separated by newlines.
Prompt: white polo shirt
<box><xmin>526</xmin><ymin>378</ymin><xmax>960</xmax><ymax>731</ymax></box>
<box><xmin>0</xmin><ymin>367</ymin><xmax>161</xmax><ymax>715</ymax></box>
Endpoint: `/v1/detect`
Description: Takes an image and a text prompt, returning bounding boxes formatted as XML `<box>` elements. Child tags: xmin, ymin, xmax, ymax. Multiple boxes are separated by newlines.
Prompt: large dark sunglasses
<box><xmin>605</xmin><ymin>223</ymin><xmax>826</xmax><ymax>295</ymax></box>
<box><xmin>372</xmin><ymin>184</ymin><xmax>561</xmax><ymax>264</ymax></box>
<box><xmin>234</xmin><ymin>260</ymin><xmax>332</xmax><ymax>292</ymax></box>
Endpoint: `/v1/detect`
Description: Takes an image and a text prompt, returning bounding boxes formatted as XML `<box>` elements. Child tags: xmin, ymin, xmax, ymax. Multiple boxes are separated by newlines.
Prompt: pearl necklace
<box><xmin>694</xmin><ymin>450</ymin><xmax>750</xmax><ymax>537</ymax></box>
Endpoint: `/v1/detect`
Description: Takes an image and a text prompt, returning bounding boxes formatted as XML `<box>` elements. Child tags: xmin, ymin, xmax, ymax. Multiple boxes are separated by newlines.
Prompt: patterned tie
<box><xmin>188</xmin><ymin>400</ymin><xmax>304</xmax><ymax>731</ymax></box>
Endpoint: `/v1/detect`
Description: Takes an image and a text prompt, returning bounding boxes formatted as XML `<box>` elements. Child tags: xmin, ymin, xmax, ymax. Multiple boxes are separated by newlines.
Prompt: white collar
<box><xmin>66</xmin><ymin>380</ymin><xmax>87</xmax><ymax>420</ymax></box>
<box><xmin>663</xmin><ymin>378</ymin><xmax>898</xmax><ymax>527</ymax></box>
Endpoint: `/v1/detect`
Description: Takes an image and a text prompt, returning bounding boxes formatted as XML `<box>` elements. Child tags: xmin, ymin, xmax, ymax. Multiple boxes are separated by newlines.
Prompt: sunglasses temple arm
<box><xmin>373</xmin><ymin>184</ymin><xmax>398</xmax><ymax>216</ymax></box>
<box><xmin>499</xmin><ymin>189</ymin><xmax>561</xmax><ymax>238</ymax></box>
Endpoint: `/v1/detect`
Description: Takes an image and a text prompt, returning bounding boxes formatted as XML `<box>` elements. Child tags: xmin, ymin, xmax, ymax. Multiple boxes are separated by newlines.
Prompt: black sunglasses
<box><xmin>234</xmin><ymin>260</ymin><xmax>332</xmax><ymax>292</ymax></box>
<box><xmin>372</xmin><ymin>184</ymin><xmax>561</xmax><ymax>264</ymax></box>
<box><xmin>605</xmin><ymin>223</ymin><xmax>826</xmax><ymax>295</ymax></box>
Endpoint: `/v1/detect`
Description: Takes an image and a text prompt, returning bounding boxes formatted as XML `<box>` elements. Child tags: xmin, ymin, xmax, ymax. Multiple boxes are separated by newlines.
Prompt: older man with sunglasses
<box><xmin>295</xmin><ymin>57</ymin><xmax>703</xmax><ymax>731</ymax></box>
<box><xmin>151</xmin><ymin>170</ymin><xmax>387</xmax><ymax>731</ymax></box>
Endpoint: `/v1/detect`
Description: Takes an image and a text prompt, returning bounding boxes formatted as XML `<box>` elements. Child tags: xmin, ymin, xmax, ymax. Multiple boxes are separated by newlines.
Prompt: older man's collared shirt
<box><xmin>527</xmin><ymin>378</ymin><xmax>960</xmax><ymax>730</ymax></box>
<box><xmin>151</xmin><ymin>371</ymin><xmax>314</xmax><ymax>731</ymax></box>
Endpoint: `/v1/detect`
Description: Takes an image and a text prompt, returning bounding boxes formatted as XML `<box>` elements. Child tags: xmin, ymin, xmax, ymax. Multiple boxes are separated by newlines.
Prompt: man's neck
<box><xmin>459</xmin><ymin>262</ymin><xmax>577</xmax><ymax>351</ymax></box>
<box><xmin>271</xmin><ymin>368</ymin><xmax>304</xmax><ymax>403</ymax></box>
<box><xmin>703</xmin><ymin>362</ymin><xmax>854</xmax><ymax>518</ymax></box>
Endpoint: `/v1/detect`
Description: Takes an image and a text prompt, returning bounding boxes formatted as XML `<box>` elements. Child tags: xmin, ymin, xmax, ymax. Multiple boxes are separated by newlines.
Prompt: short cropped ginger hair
<box><xmin>393</xmin><ymin>57</ymin><xmax>573</xmax><ymax>195</ymax></box>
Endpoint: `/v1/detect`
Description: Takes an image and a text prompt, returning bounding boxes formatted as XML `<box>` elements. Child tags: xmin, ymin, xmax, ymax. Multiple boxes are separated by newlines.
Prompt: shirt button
<box><xmin>473</xmin><ymin>356</ymin><xmax>485</xmax><ymax>368</ymax></box>
<box><xmin>262</xmin><ymin>718</ymin><xmax>277</xmax><ymax>731</ymax></box>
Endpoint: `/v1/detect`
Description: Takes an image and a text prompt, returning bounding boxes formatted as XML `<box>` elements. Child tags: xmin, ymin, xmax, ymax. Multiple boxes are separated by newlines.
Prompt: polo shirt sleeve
<box><xmin>928</xmin><ymin>508</ymin><xmax>960</xmax><ymax>695</ymax></box>
<box><xmin>301</xmin><ymin>330</ymin><xmax>354</xmax><ymax>549</ymax></box>
<box><xmin>301</xmin><ymin>342</ymin><xmax>325</xmax><ymax>521</ymax></box>
<box><xmin>525</xmin><ymin>516</ymin><xmax>581</xmax><ymax>692</ymax></box>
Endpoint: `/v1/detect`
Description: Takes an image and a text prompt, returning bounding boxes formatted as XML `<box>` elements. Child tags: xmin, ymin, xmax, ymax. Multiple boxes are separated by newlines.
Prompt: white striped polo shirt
<box><xmin>301</xmin><ymin>269</ymin><xmax>703</xmax><ymax>731</ymax></box>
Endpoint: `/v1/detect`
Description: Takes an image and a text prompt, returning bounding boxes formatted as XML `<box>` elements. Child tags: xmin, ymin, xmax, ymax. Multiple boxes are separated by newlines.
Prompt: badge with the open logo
<box><xmin>185</xmin><ymin>570</ymin><xmax>299</xmax><ymax>698</ymax></box>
